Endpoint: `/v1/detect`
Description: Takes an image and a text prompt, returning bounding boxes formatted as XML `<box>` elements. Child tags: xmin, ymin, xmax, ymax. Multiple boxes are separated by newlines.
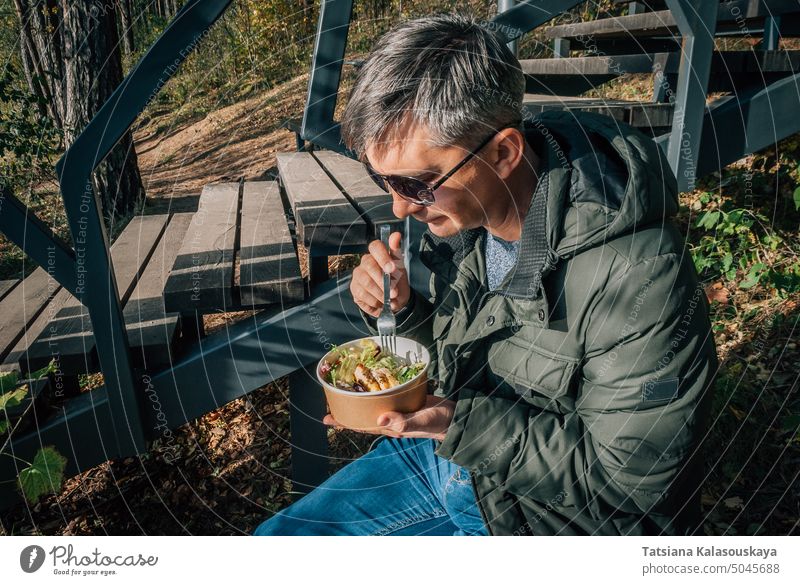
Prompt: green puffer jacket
<box><xmin>360</xmin><ymin>110</ymin><xmax>718</xmax><ymax>536</ymax></box>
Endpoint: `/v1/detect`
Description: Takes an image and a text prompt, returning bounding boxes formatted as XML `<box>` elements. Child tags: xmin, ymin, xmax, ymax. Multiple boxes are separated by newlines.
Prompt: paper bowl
<box><xmin>316</xmin><ymin>336</ymin><xmax>429</xmax><ymax>431</ymax></box>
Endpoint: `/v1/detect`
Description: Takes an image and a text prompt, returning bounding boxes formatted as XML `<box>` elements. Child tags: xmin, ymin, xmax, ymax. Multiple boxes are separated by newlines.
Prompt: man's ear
<box><xmin>491</xmin><ymin>127</ymin><xmax>527</xmax><ymax>180</ymax></box>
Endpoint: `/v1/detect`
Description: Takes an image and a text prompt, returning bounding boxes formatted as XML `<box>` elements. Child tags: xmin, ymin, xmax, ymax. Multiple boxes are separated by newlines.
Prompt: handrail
<box><xmin>15</xmin><ymin>0</ymin><xmax>234</xmax><ymax>458</ymax></box>
<box><xmin>662</xmin><ymin>0</ymin><xmax>717</xmax><ymax>192</ymax></box>
<box><xmin>490</xmin><ymin>0</ymin><xmax>585</xmax><ymax>43</ymax></box>
<box><xmin>0</xmin><ymin>185</ymin><xmax>78</xmax><ymax>297</ymax></box>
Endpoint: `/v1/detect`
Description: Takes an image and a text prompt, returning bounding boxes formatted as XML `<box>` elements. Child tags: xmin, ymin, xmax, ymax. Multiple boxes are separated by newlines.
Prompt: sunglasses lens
<box><xmin>365</xmin><ymin>165</ymin><xmax>388</xmax><ymax>191</ymax></box>
<box><xmin>416</xmin><ymin>189</ymin><xmax>435</xmax><ymax>205</ymax></box>
<box><xmin>390</xmin><ymin>176</ymin><xmax>433</xmax><ymax>206</ymax></box>
<box><xmin>364</xmin><ymin>163</ymin><xmax>434</xmax><ymax>206</ymax></box>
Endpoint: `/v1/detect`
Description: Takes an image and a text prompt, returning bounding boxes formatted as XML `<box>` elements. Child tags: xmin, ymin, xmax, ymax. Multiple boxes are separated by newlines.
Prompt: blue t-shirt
<box><xmin>484</xmin><ymin>231</ymin><xmax>519</xmax><ymax>291</ymax></box>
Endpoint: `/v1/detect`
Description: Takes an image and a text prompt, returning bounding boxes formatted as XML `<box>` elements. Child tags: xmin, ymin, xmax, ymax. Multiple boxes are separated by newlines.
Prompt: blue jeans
<box><xmin>251</xmin><ymin>436</ymin><xmax>489</xmax><ymax>535</ymax></box>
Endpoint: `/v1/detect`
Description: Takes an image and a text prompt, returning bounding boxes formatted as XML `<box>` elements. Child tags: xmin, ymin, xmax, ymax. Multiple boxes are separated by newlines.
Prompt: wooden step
<box><xmin>523</xmin><ymin>52</ymin><xmax>665</xmax><ymax>95</ymax></box>
<box><xmin>22</xmin><ymin>214</ymin><xmax>169</xmax><ymax>373</ymax></box>
<box><xmin>547</xmin><ymin>1</ymin><xmax>800</xmax><ymax>42</ymax></box>
<box><xmin>311</xmin><ymin>150</ymin><xmax>402</xmax><ymax>239</ymax></box>
<box><xmin>162</xmin><ymin>180</ymin><xmax>306</xmax><ymax>314</ymax></box>
<box><xmin>521</xmin><ymin>50</ymin><xmax>800</xmax><ymax>95</ymax></box>
<box><xmin>239</xmin><ymin>181</ymin><xmax>304</xmax><ymax>307</ymax></box>
<box><xmin>124</xmin><ymin>212</ymin><xmax>193</xmax><ymax>370</ymax></box>
<box><xmin>523</xmin><ymin>53</ymin><xmax>663</xmax><ymax>76</ymax></box>
<box><xmin>0</xmin><ymin>269</ymin><xmax>59</xmax><ymax>367</ymax></box>
<box><xmin>163</xmin><ymin>183</ymin><xmax>239</xmax><ymax>313</ymax></box>
<box><xmin>276</xmin><ymin>152</ymin><xmax>368</xmax><ymax>249</ymax></box>
<box><xmin>522</xmin><ymin>94</ymin><xmax>673</xmax><ymax>130</ymax></box>
<box><xmin>18</xmin><ymin>194</ymin><xmax>306</xmax><ymax>375</ymax></box>
<box><xmin>0</xmin><ymin>280</ymin><xmax>18</xmax><ymax>303</ymax></box>
<box><xmin>523</xmin><ymin>50</ymin><xmax>800</xmax><ymax>77</ymax></box>
<box><xmin>6</xmin><ymin>288</ymin><xmax>72</xmax><ymax>375</ymax></box>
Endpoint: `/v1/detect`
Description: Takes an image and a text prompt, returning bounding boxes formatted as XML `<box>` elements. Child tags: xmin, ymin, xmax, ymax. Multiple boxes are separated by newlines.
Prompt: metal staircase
<box><xmin>297</xmin><ymin>0</ymin><xmax>800</xmax><ymax>193</ymax></box>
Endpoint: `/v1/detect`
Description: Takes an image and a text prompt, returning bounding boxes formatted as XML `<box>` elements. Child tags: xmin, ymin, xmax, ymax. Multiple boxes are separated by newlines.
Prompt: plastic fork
<box><xmin>376</xmin><ymin>224</ymin><xmax>397</xmax><ymax>356</ymax></box>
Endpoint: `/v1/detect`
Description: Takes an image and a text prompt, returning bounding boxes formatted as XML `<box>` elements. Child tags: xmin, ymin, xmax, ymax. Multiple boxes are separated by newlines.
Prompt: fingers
<box><xmin>375</xmin><ymin>412</ymin><xmax>433</xmax><ymax>439</ymax></box>
<box><xmin>368</xmin><ymin>231</ymin><xmax>406</xmax><ymax>277</ymax></box>
<box><xmin>353</xmin><ymin>265</ymin><xmax>384</xmax><ymax>301</ymax></box>
<box><xmin>388</xmin><ymin>231</ymin><xmax>404</xmax><ymax>262</ymax></box>
<box><xmin>351</xmin><ymin>261</ymin><xmax>383</xmax><ymax>314</ymax></box>
<box><xmin>375</xmin><ymin>398</ymin><xmax>455</xmax><ymax>439</ymax></box>
<box><xmin>351</xmin><ymin>229</ymin><xmax>411</xmax><ymax>317</ymax></box>
<box><xmin>328</xmin><ymin>402</ymin><xmax>450</xmax><ymax>440</ymax></box>
<box><xmin>323</xmin><ymin>414</ymin><xmax>392</xmax><ymax>437</ymax></box>
<box><xmin>358</xmin><ymin>255</ymin><xmax>401</xmax><ymax>299</ymax></box>
<box><xmin>351</xmin><ymin>287</ymin><xmax>381</xmax><ymax>317</ymax></box>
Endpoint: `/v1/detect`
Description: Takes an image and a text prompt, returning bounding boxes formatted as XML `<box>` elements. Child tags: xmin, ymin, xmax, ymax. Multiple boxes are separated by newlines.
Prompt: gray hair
<box><xmin>340</xmin><ymin>13</ymin><xmax>525</xmax><ymax>161</ymax></box>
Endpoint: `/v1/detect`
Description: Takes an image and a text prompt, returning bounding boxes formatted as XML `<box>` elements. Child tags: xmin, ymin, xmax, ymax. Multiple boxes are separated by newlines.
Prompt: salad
<box><xmin>320</xmin><ymin>339</ymin><xmax>426</xmax><ymax>392</ymax></box>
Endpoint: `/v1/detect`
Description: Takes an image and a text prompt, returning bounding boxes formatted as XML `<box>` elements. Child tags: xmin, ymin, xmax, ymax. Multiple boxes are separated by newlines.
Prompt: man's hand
<box><xmin>350</xmin><ymin>230</ymin><xmax>411</xmax><ymax>317</ymax></box>
<box><xmin>322</xmin><ymin>395</ymin><xmax>455</xmax><ymax>441</ymax></box>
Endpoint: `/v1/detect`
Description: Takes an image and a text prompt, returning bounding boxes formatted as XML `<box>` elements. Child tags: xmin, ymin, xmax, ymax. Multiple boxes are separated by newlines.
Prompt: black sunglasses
<box><xmin>363</xmin><ymin>129</ymin><xmax>501</xmax><ymax>206</ymax></box>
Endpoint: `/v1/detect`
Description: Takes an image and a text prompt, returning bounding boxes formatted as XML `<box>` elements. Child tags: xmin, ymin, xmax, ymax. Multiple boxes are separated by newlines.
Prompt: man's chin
<box><xmin>428</xmin><ymin>217</ymin><xmax>457</xmax><ymax>236</ymax></box>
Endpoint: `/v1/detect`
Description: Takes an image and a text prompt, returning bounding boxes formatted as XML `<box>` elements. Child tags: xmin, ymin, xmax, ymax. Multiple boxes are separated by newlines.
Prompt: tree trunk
<box><xmin>13</xmin><ymin>0</ymin><xmax>66</xmax><ymax>130</ymax></box>
<box><xmin>60</xmin><ymin>0</ymin><xmax>145</xmax><ymax>228</ymax></box>
<box><xmin>14</xmin><ymin>0</ymin><xmax>145</xmax><ymax>227</ymax></box>
<box><xmin>116</xmin><ymin>0</ymin><xmax>135</xmax><ymax>56</ymax></box>
<box><xmin>155</xmin><ymin>0</ymin><xmax>173</xmax><ymax>19</ymax></box>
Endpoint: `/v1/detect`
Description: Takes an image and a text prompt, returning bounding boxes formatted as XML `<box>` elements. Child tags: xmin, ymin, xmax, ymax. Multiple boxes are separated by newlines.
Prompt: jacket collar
<box><xmin>420</xmin><ymin>122</ymin><xmax>569</xmax><ymax>300</ymax></box>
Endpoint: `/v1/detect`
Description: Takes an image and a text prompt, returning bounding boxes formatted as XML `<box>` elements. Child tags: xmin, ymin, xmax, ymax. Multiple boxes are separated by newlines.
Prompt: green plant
<box><xmin>0</xmin><ymin>66</ymin><xmax>62</xmax><ymax>194</ymax></box>
<box><xmin>0</xmin><ymin>361</ymin><xmax>68</xmax><ymax>504</ymax></box>
<box><xmin>690</xmin><ymin>192</ymin><xmax>800</xmax><ymax>295</ymax></box>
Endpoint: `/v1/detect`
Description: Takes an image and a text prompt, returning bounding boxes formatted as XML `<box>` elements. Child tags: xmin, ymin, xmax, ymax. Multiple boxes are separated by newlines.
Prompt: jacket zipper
<box><xmin>464</xmin><ymin>287</ymin><xmax>552</xmax><ymax>537</ymax></box>
<box><xmin>441</xmin><ymin>238</ymin><xmax>557</xmax><ymax>536</ymax></box>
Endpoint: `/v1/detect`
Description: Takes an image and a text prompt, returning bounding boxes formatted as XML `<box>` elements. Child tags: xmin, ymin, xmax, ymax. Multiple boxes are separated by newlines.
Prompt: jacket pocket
<box><xmin>489</xmin><ymin>340</ymin><xmax>580</xmax><ymax>402</ymax></box>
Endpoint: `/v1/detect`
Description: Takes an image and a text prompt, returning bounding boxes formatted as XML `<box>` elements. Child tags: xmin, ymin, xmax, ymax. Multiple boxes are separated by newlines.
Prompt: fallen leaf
<box><xmin>724</xmin><ymin>496</ymin><xmax>744</xmax><ymax>509</ymax></box>
<box><xmin>705</xmin><ymin>282</ymin><xmax>730</xmax><ymax>305</ymax></box>
<box><xmin>728</xmin><ymin>405</ymin><xmax>746</xmax><ymax>421</ymax></box>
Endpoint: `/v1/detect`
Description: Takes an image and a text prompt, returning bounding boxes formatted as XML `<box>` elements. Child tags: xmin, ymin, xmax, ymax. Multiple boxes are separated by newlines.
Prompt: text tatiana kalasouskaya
<box><xmin>642</xmin><ymin>546</ymin><xmax>777</xmax><ymax>560</ymax></box>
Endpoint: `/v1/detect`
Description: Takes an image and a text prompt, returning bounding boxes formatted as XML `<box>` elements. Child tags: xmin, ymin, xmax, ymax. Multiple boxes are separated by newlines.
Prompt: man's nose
<box><xmin>390</xmin><ymin>191</ymin><xmax>415</xmax><ymax>219</ymax></box>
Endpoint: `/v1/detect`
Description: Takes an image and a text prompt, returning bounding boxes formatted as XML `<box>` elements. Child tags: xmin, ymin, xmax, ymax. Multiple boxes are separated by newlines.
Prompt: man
<box><xmin>253</xmin><ymin>13</ymin><xmax>717</xmax><ymax>536</ymax></box>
